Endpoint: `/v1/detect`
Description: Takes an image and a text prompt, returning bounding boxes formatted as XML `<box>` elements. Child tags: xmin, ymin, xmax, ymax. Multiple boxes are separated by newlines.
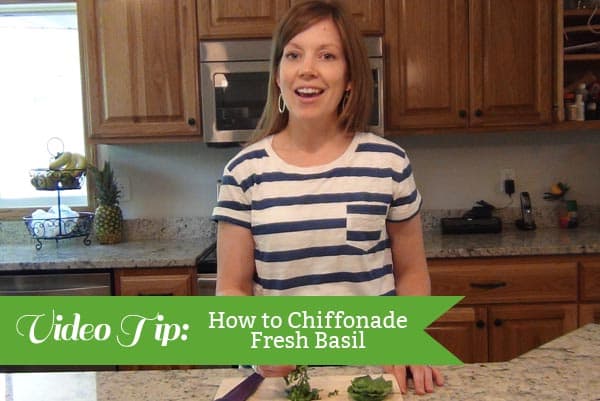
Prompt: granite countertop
<box><xmin>1</xmin><ymin>324</ymin><xmax>598</xmax><ymax>401</ymax></box>
<box><xmin>1</xmin><ymin>227</ymin><xmax>599</xmax><ymax>271</ymax></box>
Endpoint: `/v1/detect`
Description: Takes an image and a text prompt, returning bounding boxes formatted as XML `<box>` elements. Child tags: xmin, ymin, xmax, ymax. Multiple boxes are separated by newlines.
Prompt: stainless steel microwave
<box><xmin>199</xmin><ymin>37</ymin><xmax>384</xmax><ymax>144</ymax></box>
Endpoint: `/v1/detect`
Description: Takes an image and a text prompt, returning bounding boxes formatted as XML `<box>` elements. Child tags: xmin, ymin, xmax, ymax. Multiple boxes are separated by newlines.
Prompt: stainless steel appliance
<box><xmin>196</xmin><ymin>242</ymin><xmax>216</xmax><ymax>296</ymax></box>
<box><xmin>0</xmin><ymin>271</ymin><xmax>114</xmax><ymax>372</ymax></box>
<box><xmin>0</xmin><ymin>271</ymin><xmax>111</xmax><ymax>296</ymax></box>
<box><xmin>199</xmin><ymin>37</ymin><xmax>384</xmax><ymax>144</ymax></box>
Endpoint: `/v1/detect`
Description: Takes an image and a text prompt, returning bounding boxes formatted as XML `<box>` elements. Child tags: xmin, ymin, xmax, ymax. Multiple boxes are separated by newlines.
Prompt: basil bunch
<box><xmin>284</xmin><ymin>366</ymin><xmax>321</xmax><ymax>401</ymax></box>
<box><xmin>347</xmin><ymin>375</ymin><xmax>393</xmax><ymax>401</ymax></box>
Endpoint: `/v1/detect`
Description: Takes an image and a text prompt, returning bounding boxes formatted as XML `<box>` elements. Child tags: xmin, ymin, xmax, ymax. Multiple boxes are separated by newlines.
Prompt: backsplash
<box><xmin>2</xmin><ymin>205</ymin><xmax>598</xmax><ymax>246</ymax></box>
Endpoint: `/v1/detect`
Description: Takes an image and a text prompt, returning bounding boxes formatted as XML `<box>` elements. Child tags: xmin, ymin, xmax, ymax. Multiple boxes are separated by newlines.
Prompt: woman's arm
<box><xmin>215</xmin><ymin>221</ymin><xmax>256</xmax><ymax>296</ymax></box>
<box><xmin>386</xmin><ymin>213</ymin><xmax>431</xmax><ymax>296</ymax></box>
<box><xmin>385</xmin><ymin>214</ymin><xmax>444</xmax><ymax>394</ymax></box>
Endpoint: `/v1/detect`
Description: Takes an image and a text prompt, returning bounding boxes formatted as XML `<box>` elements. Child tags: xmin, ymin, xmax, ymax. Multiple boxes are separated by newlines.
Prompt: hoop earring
<box><xmin>342</xmin><ymin>90</ymin><xmax>350</xmax><ymax>111</ymax></box>
<box><xmin>278</xmin><ymin>93</ymin><xmax>286</xmax><ymax>114</ymax></box>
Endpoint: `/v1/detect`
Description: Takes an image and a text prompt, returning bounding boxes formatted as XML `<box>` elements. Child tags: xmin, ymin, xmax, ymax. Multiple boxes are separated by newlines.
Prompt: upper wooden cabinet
<box><xmin>197</xmin><ymin>0</ymin><xmax>289</xmax><ymax>39</ymax></box>
<box><xmin>79</xmin><ymin>0</ymin><xmax>201</xmax><ymax>142</ymax></box>
<box><xmin>197</xmin><ymin>0</ymin><xmax>384</xmax><ymax>39</ymax></box>
<box><xmin>384</xmin><ymin>0</ymin><xmax>553</xmax><ymax>132</ymax></box>
<box><xmin>330</xmin><ymin>0</ymin><xmax>384</xmax><ymax>35</ymax></box>
<box><xmin>559</xmin><ymin>3</ymin><xmax>600</xmax><ymax>128</ymax></box>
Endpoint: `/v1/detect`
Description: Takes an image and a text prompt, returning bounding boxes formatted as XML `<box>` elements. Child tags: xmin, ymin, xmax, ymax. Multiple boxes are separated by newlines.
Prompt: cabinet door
<box><xmin>332</xmin><ymin>0</ymin><xmax>384</xmax><ymax>35</ymax></box>
<box><xmin>488</xmin><ymin>303</ymin><xmax>578</xmax><ymax>362</ymax></box>
<box><xmin>197</xmin><ymin>0</ymin><xmax>290</xmax><ymax>39</ymax></box>
<box><xmin>579</xmin><ymin>304</ymin><xmax>600</xmax><ymax>325</ymax></box>
<box><xmin>580</xmin><ymin>258</ymin><xmax>600</xmax><ymax>301</ymax></box>
<box><xmin>426</xmin><ymin>306</ymin><xmax>488</xmax><ymax>363</ymax></box>
<box><xmin>469</xmin><ymin>0</ymin><xmax>553</xmax><ymax>127</ymax></box>
<box><xmin>115</xmin><ymin>268</ymin><xmax>197</xmax><ymax>296</ymax></box>
<box><xmin>385</xmin><ymin>0</ymin><xmax>469</xmax><ymax>130</ymax></box>
<box><xmin>80</xmin><ymin>0</ymin><xmax>200</xmax><ymax>141</ymax></box>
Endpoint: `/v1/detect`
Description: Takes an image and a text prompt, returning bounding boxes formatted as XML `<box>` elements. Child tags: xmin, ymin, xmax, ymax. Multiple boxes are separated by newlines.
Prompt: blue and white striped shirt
<box><xmin>212</xmin><ymin>132</ymin><xmax>422</xmax><ymax>296</ymax></box>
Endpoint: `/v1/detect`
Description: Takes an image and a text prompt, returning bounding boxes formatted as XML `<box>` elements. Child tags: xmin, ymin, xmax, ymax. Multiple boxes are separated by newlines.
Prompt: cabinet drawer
<box><xmin>581</xmin><ymin>260</ymin><xmax>600</xmax><ymax>301</ymax></box>
<box><xmin>429</xmin><ymin>258</ymin><xmax>577</xmax><ymax>304</ymax></box>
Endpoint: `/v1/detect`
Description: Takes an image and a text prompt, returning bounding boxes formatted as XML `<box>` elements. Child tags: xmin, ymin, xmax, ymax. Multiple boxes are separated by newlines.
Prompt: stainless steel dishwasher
<box><xmin>196</xmin><ymin>242</ymin><xmax>217</xmax><ymax>296</ymax></box>
<box><xmin>0</xmin><ymin>271</ymin><xmax>111</xmax><ymax>295</ymax></box>
<box><xmin>0</xmin><ymin>271</ymin><xmax>114</xmax><ymax>372</ymax></box>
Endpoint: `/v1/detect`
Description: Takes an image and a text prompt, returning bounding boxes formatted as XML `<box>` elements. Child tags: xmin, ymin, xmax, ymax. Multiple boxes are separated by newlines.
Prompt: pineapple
<box><xmin>92</xmin><ymin>161</ymin><xmax>123</xmax><ymax>244</ymax></box>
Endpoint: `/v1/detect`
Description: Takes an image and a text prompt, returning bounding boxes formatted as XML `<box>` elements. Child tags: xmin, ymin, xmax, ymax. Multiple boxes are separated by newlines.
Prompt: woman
<box><xmin>212</xmin><ymin>0</ymin><xmax>443</xmax><ymax>395</ymax></box>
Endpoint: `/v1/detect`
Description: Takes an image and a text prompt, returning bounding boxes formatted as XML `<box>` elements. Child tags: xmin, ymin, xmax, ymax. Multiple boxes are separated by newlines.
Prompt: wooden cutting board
<box><xmin>214</xmin><ymin>374</ymin><xmax>403</xmax><ymax>401</ymax></box>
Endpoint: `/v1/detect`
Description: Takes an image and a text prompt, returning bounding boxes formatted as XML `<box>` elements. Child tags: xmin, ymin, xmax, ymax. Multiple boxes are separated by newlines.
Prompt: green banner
<box><xmin>0</xmin><ymin>296</ymin><xmax>462</xmax><ymax>366</ymax></box>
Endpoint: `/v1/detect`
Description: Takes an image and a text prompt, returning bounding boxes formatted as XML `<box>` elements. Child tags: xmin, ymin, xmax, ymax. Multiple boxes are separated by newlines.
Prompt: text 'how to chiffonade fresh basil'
<box><xmin>0</xmin><ymin>296</ymin><xmax>463</xmax><ymax>366</ymax></box>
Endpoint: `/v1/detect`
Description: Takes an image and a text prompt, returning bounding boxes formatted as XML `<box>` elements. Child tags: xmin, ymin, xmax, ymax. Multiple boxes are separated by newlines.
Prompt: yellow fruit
<box><xmin>49</xmin><ymin>152</ymin><xmax>72</xmax><ymax>170</ymax></box>
<box><xmin>550</xmin><ymin>184</ymin><xmax>562</xmax><ymax>195</ymax></box>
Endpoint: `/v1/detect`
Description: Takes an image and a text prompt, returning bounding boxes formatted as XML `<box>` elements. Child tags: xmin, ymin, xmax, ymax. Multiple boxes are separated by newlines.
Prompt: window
<box><xmin>0</xmin><ymin>2</ymin><xmax>87</xmax><ymax>211</ymax></box>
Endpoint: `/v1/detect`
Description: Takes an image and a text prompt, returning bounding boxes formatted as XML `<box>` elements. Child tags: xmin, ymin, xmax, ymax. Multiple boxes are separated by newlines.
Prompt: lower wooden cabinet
<box><xmin>114</xmin><ymin>267</ymin><xmax>197</xmax><ymax>296</ymax></box>
<box><xmin>579</xmin><ymin>304</ymin><xmax>600</xmax><ymax>325</ymax></box>
<box><xmin>426</xmin><ymin>306</ymin><xmax>488</xmax><ymax>363</ymax></box>
<box><xmin>487</xmin><ymin>303</ymin><xmax>577</xmax><ymax>362</ymax></box>
<box><xmin>114</xmin><ymin>267</ymin><xmax>197</xmax><ymax>370</ymax></box>
<box><xmin>427</xmin><ymin>256</ymin><xmax>580</xmax><ymax>363</ymax></box>
<box><xmin>579</xmin><ymin>257</ymin><xmax>600</xmax><ymax>325</ymax></box>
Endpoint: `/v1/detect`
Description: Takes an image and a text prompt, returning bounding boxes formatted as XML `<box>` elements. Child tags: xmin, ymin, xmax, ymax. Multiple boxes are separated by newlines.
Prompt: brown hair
<box><xmin>250</xmin><ymin>0</ymin><xmax>373</xmax><ymax>144</ymax></box>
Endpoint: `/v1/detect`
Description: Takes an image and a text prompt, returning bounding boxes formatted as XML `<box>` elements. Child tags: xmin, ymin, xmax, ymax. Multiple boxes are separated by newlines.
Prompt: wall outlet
<box><xmin>116</xmin><ymin>176</ymin><xmax>131</xmax><ymax>202</ymax></box>
<box><xmin>499</xmin><ymin>169</ymin><xmax>515</xmax><ymax>193</ymax></box>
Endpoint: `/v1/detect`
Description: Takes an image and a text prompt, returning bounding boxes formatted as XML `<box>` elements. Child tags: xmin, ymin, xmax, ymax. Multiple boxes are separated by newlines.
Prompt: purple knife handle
<box><xmin>215</xmin><ymin>372</ymin><xmax>264</xmax><ymax>401</ymax></box>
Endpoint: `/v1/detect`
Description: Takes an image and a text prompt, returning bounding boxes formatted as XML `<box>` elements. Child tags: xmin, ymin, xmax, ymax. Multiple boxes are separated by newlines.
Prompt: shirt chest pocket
<box><xmin>346</xmin><ymin>204</ymin><xmax>388</xmax><ymax>252</ymax></box>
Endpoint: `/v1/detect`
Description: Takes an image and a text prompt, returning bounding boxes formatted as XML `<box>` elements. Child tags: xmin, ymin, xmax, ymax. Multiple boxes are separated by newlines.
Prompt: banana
<box><xmin>73</xmin><ymin>153</ymin><xmax>87</xmax><ymax>170</ymax></box>
<box><xmin>49</xmin><ymin>152</ymin><xmax>72</xmax><ymax>170</ymax></box>
<box><xmin>70</xmin><ymin>153</ymin><xmax>88</xmax><ymax>177</ymax></box>
<box><xmin>63</xmin><ymin>155</ymin><xmax>78</xmax><ymax>170</ymax></box>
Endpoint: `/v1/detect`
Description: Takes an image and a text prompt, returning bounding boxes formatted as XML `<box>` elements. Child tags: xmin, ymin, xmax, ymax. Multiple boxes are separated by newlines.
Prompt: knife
<box><xmin>215</xmin><ymin>372</ymin><xmax>264</xmax><ymax>401</ymax></box>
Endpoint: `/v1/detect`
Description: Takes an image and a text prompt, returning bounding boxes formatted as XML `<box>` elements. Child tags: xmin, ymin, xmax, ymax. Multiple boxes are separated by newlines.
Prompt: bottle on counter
<box><xmin>586</xmin><ymin>99</ymin><xmax>597</xmax><ymax>120</ymax></box>
<box><xmin>576</xmin><ymin>83</ymin><xmax>589</xmax><ymax>101</ymax></box>
<box><xmin>575</xmin><ymin>93</ymin><xmax>585</xmax><ymax>121</ymax></box>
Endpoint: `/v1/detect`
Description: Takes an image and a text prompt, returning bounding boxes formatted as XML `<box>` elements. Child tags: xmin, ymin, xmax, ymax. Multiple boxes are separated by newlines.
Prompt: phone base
<box><xmin>515</xmin><ymin>219</ymin><xmax>536</xmax><ymax>231</ymax></box>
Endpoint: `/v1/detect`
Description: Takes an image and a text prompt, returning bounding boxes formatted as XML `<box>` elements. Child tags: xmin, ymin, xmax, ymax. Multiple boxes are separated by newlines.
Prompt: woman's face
<box><xmin>277</xmin><ymin>18</ymin><xmax>350</xmax><ymax>126</ymax></box>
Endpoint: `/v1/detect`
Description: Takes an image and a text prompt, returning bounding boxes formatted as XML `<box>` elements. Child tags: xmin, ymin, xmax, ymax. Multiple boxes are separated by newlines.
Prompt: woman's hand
<box><xmin>384</xmin><ymin>365</ymin><xmax>444</xmax><ymax>395</ymax></box>
<box><xmin>254</xmin><ymin>365</ymin><xmax>296</xmax><ymax>378</ymax></box>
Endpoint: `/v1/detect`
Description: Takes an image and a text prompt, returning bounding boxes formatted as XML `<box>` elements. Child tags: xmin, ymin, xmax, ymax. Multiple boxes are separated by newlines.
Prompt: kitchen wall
<box><xmin>98</xmin><ymin>129</ymin><xmax>600</xmax><ymax>220</ymax></box>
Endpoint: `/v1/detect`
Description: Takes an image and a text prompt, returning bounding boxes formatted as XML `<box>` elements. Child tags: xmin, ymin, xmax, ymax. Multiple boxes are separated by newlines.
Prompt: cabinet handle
<box><xmin>459</xmin><ymin>110</ymin><xmax>467</xmax><ymax>118</ymax></box>
<box><xmin>138</xmin><ymin>293</ymin><xmax>175</xmax><ymax>296</ymax></box>
<box><xmin>474</xmin><ymin>109</ymin><xmax>483</xmax><ymax>117</ymax></box>
<box><xmin>469</xmin><ymin>281</ymin><xmax>506</xmax><ymax>290</ymax></box>
<box><xmin>476</xmin><ymin>320</ymin><xmax>485</xmax><ymax>329</ymax></box>
<box><xmin>494</xmin><ymin>319</ymin><xmax>503</xmax><ymax>327</ymax></box>
<box><xmin>187</xmin><ymin>118</ymin><xmax>196</xmax><ymax>126</ymax></box>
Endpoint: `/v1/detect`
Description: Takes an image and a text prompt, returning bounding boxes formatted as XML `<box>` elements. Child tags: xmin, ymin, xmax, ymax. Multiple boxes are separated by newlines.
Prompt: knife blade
<box><xmin>215</xmin><ymin>372</ymin><xmax>264</xmax><ymax>401</ymax></box>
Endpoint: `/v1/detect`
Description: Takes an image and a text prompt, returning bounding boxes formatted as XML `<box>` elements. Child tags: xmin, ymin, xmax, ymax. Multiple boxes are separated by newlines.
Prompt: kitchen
<box><xmin>1</xmin><ymin>0</ymin><xmax>600</xmax><ymax>399</ymax></box>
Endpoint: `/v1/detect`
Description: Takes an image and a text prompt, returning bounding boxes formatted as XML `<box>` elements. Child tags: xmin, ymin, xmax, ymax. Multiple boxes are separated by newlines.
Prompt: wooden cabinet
<box><xmin>114</xmin><ymin>266</ymin><xmax>197</xmax><ymax>370</ymax></box>
<box><xmin>326</xmin><ymin>0</ymin><xmax>384</xmax><ymax>35</ymax></box>
<box><xmin>115</xmin><ymin>267</ymin><xmax>197</xmax><ymax>296</ymax></box>
<box><xmin>197</xmin><ymin>0</ymin><xmax>289</xmax><ymax>39</ymax></box>
<box><xmin>427</xmin><ymin>257</ymin><xmax>578</xmax><ymax>363</ymax></box>
<box><xmin>579</xmin><ymin>257</ymin><xmax>600</xmax><ymax>325</ymax></box>
<box><xmin>197</xmin><ymin>0</ymin><xmax>384</xmax><ymax>39</ymax></box>
<box><xmin>79</xmin><ymin>0</ymin><xmax>200</xmax><ymax>143</ymax></box>
<box><xmin>557</xmin><ymin>2</ymin><xmax>600</xmax><ymax>128</ymax></box>
<box><xmin>579</xmin><ymin>304</ymin><xmax>600</xmax><ymax>325</ymax></box>
<box><xmin>425</xmin><ymin>306</ymin><xmax>488</xmax><ymax>363</ymax></box>
<box><xmin>384</xmin><ymin>0</ymin><xmax>553</xmax><ymax>132</ymax></box>
<box><xmin>487</xmin><ymin>303</ymin><xmax>577</xmax><ymax>362</ymax></box>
